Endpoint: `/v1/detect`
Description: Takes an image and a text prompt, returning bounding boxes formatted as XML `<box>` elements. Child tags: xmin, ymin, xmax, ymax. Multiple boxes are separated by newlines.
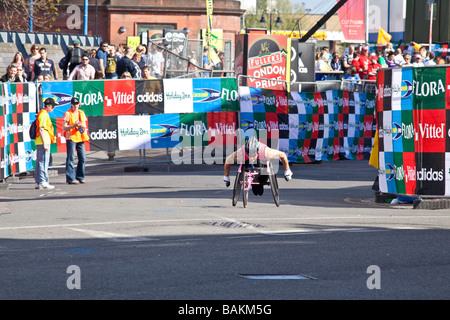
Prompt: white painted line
<box><xmin>65</xmin><ymin>227</ymin><xmax>158</xmax><ymax>242</ymax></box>
<box><xmin>239</xmin><ymin>274</ymin><xmax>314</xmax><ymax>280</ymax></box>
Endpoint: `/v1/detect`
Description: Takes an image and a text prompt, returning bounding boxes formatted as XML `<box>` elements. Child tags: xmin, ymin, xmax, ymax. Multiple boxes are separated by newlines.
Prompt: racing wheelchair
<box><xmin>232</xmin><ymin>160</ymin><xmax>279</xmax><ymax>208</ymax></box>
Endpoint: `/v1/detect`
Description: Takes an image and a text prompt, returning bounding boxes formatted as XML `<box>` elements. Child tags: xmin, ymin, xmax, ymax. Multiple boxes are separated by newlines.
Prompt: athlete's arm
<box><xmin>224</xmin><ymin>151</ymin><xmax>237</xmax><ymax>177</ymax></box>
<box><xmin>264</xmin><ymin>147</ymin><xmax>293</xmax><ymax>181</ymax></box>
<box><xmin>264</xmin><ymin>147</ymin><xmax>290</xmax><ymax>170</ymax></box>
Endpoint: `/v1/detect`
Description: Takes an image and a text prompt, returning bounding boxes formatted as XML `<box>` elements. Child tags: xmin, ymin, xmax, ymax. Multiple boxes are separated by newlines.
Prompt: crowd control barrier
<box><xmin>1</xmin><ymin>77</ymin><xmax>377</xmax><ymax>181</ymax></box>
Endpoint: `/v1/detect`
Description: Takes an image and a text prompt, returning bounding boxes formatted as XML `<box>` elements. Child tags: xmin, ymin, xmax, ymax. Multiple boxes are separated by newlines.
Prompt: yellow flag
<box><xmin>369</xmin><ymin>130</ymin><xmax>379</xmax><ymax>169</ymax></box>
<box><xmin>377</xmin><ymin>28</ymin><xmax>392</xmax><ymax>46</ymax></box>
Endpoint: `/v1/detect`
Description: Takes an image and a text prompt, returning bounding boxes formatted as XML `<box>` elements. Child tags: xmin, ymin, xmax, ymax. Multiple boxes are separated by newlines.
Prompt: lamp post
<box><xmin>259</xmin><ymin>9</ymin><xmax>282</xmax><ymax>34</ymax></box>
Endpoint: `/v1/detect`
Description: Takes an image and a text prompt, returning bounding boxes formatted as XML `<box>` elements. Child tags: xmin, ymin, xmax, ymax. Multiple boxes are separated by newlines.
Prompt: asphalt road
<box><xmin>1</xmin><ymin>151</ymin><xmax>450</xmax><ymax>302</ymax></box>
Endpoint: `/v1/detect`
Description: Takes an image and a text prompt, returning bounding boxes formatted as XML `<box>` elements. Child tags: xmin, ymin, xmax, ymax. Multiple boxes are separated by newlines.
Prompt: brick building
<box><xmin>55</xmin><ymin>0</ymin><xmax>244</xmax><ymax>46</ymax></box>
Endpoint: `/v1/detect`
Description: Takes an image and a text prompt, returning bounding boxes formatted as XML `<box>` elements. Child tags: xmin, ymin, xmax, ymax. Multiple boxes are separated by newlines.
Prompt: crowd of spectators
<box><xmin>0</xmin><ymin>39</ymin><xmax>225</xmax><ymax>83</ymax></box>
<box><xmin>0</xmin><ymin>40</ymin><xmax>166</xmax><ymax>83</ymax></box>
<box><xmin>315</xmin><ymin>43</ymin><xmax>450</xmax><ymax>84</ymax></box>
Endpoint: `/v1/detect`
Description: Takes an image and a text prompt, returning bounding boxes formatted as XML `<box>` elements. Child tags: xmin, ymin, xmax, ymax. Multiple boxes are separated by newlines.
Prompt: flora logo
<box><xmin>414</xmin><ymin>79</ymin><xmax>445</xmax><ymax>97</ymax></box>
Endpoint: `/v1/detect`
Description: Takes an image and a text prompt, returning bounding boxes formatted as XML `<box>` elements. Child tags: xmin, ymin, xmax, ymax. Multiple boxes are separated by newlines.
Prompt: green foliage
<box><xmin>244</xmin><ymin>0</ymin><xmax>305</xmax><ymax>32</ymax></box>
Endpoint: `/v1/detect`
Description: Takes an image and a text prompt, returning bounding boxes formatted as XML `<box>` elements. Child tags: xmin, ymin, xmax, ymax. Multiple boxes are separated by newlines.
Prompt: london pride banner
<box><xmin>376</xmin><ymin>65</ymin><xmax>450</xmax><ymax>197</ymax></box>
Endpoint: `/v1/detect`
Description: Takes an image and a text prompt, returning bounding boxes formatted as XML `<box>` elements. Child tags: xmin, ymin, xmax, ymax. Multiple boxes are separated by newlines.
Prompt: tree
<box><xmin>0</xmin><ymin>0</ymin><xmax>61</xmax><ymax>32</ymax></box>
<box><xmin>244</xmin><ymin>0</ymin><xmax>305</xmax><ymax>32</ymax></box>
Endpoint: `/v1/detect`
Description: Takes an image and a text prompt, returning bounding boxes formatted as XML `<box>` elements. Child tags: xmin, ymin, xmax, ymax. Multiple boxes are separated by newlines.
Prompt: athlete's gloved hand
<box><xmin>284</xmin><ymin>169</ymin><xmax>293</xmax><ymax>181</ymax></box>
<box><xmin>223</xmin><ymin>175</ymin><xmax>230</xmax><ymax>187</ymax></box>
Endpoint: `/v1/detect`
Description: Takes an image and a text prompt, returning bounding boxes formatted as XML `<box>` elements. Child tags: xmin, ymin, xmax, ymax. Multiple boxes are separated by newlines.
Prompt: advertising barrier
<box><xmin>0</xmin><ymin>82</ymin><xmax>37</xmax><ymax>180</ymax></box>
<box><xmin>377</xmin><ymin>66</ymin><xmax>450</xmax><ymax>197</ymax></box>
<box><xmin>1</xmin><ymin>77</ymin><xmax>376</xmax><ymax>180</ymax></box>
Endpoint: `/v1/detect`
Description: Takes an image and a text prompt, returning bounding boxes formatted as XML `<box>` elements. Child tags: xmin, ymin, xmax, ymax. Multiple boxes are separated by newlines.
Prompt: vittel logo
<box><xmin>90</xmin><ymin>129</ymin><xmax>117</xmax><ymax>140</ymax></box>
<box><xmin>416</xmin><ymin>123</ymin><xmax>445</xmax><ymax>140</ymax></box>
<box><xmin>137</xmin><ymin>92</ymin><xmax>163</xmax><ymax>103</ymax></box>
<box><xmin>416</xmin><ymin>168</ymin><xmax>444</xmax><ymax>181</ymax></box>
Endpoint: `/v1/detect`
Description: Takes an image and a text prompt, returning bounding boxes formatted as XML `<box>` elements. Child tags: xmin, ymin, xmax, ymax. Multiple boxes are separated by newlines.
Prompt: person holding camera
<box><xmin>63</xmin><ymin>97</ymin><xmax>89</xmax><ymax>185</ymax></box>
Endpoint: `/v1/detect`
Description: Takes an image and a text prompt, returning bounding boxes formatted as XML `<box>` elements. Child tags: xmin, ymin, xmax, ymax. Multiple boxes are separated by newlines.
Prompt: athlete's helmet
<box><xmin>245</xmin><ymin>136</ymin><xmax>260</xmax><ymax>158</ymax></box>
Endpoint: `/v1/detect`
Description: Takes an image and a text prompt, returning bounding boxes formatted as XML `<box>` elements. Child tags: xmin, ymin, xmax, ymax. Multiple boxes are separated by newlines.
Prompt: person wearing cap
<box><xmin>61</xmin><ymin>39</ymin><xmax>86</xmax><ymax>79</ymax></box>
<box><xmin>367</xmin><ymin>53</ymin><xmax>382</xmax><ymax>82</ymax></box>
<box><xmin>413</xmin><ymin>54</ymin><xmax>425</xmax><ymax>67</ymax></box>
<box><xmin>358</xmin><ymin>46</ymin><xmax>370</xmax><ymax>79</ymax></box>
<box><xmin>34</xmin><ymin>98</ymin><xmax>57</xmax><ymax>190</ymax></box>
<box><xmin>63</xmin><ymin>97</ymin><xmax>89</xmax><ymax>184</ymax></box>
<box><xmin>68</xmin><ymin>53</ymin><xmax>96</xmax><ymax>80</ymax></box>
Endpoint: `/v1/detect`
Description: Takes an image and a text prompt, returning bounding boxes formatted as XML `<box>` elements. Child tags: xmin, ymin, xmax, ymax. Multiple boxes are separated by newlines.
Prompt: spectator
<box><xmin>63</xmin><ymin>97</ymin><xmax>89</xmax><ymax>185</ymax></box>
<box><xmin>424</xmin><ymin>51</ymin><xmax>436</xmax><ymax>66</ymax></box>
<box><xmin>117</xmin><ymin>46</ymin><xmax>137</xmax><ymax>78</ymax></box>
<box><xmin>94</xmin><ymin>70</ymin><xmax>104</xmax><ymax>79</ymax></box>
<box><xmin>32</xmin><ymin>47</ymin><xmax>58</xmax><ymax>81</ymax></box>
<box><xmin>393</xmin><ymin>48</ymin><xmax>405</xmax><ymax>66</ymax></box>
<box><xmin>413</xmin><ymin>54</ymin><xmax>425</xmax><ymax>67</ymax></box>
<box><xmin>147</xmin><ymin>43</ymin><xmax>164</xmax><ymax>79</ymax></box>
<box><xmin>316</xmin><ymin>51</ymin><xmax>331</xmax><ymax>71</ymax></box>
<box><xmin>386</xmin><ymin>52</ymin><xmax>397</xmax><ymax>68</ymax></box>
<box><xmin>1</xmin><ymin>64</ymin><xmax>20</xmax><ymax>83</ymax></box>
<box><xmin>105</xmin><ymin>45</ymin><xmax>119</xmax><ymax>79</ymax></box>
<box><xmin>11</xmin><ymin>52</ymin><xmax>25</xmax><ymax>70</ymax></box>
<box><xmin>188</xmin><ymin>50</ymin><xmax>199</xmax><ymax>77</ymax></box>
<box><xmin>351</xmin><ymin>51</ymin><xmax>362</xmax><ymax>75</ymax></box>
<box><xmin>136</xmin><ymin>45</ymin><xmax>147</xmax><ymax>68</ymax></box>
<box><xmin>87</xmin><ymin>49</ymin><xmax>102</xmax><ymax>74</ymax></box>
<box><xmin>358</xmin><ymin>46</ymin><xmax>370</xmax><ymax>79</ymax></box>
<box><xmin>419</xmin><ymin>46</ymin><xmax>428</xmax><ymax>63</ymax></box>
<box><xmin>62</xmin><ymin>39</ymin><xmax>85</xmax><ymax>79</ymax></box>
<box><xmin>403</xmin><ymin>53</ymin><xmax>413</xmax><ymax>67</ymax></box>
<box><xmin>344</xmin><ymin>65</ymin><xmax>361</xmax><ymax>89</ymax></box>
<box><xmin>68</xmin><ymin>54</ymin><xmax>96</xmax><ymax>80</ymax></box>
<box><xmin>14</xmin><ymin>64</ymin><xmax>28</xmax><ymax>82</ymax></box>
<box><xmin>376</xmin><ymin>49</ymin><xmax>387</xmax><ymax>68</ymax></box>
<box><xmin>446</xmin><ymin>56</ymin><xmax>450</xmax><ymax>65</ymax></box>
<box><xmin>330</xmin><ymin>52</ymin><xmax>342</xmax><ymax>71</ymax></box>
<box><xmin>213</xmin><ymin>50</ymin><xmax>225</xmax><ymax>77</ymax></box>
<box><xmin>383</xmin><ymin>42</ymin><xmax>394</xmax><ymax>59</ymax></box>
<box><xmin>34</xmin><ymin>98</ymin><xmax>56</xmax><ymax>190</ymax></box>
<box><xmin>367</xmin><ymin>53</ymin><xmax>382</xmax><ymax>82</ymax></box>
<box><xmin>25</xmin><ymin>44</ymin><xmax>41</xmax><ymax>79</ymax></box>
<box><xmin>202</xmin><ymin>45</ymin><xmax>213</xmax><ymax>77</ymax></box>
<box><xmin>322</xmin><ymin>46</ymin><xmax>333</xmax><ymax>60</ymax></box>
<box><xmin>95</xmin><ymin>41</ymin><xmax>109</xmax><ymax>78</ymax></box>
<box><xmin>142</xmin><ymin>66</ymin><xmax>157</xmax><ymax>80</ymax></box>
<box><xmin>342</xmin><ymin>45</ymin><xmax>355</xmax><ymax>74</ymax></box>
<box><xmin>132</xmin><ymin>52</ymin><xmax>143</xmax><ymax>79</ymax></box>
<box><xmin>120</xmin><ymin>71</ymin><xmax>132</xmax><ymax>79</ymax></box>
<box><xmin>436</xmin><ymin>56</ymin><xmax>445</xmax><ymax>65</ymax></box>
<box><xmin>116</xmin><ymin>45</ymin><xmax>124</xmax><ymax>59</ymax></box>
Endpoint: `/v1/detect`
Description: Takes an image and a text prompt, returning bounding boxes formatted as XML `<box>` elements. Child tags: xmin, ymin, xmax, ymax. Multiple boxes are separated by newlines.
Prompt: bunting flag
<box><xmin>377</xmin><ymin>28</ymin><xmax>392</xmax><ymax>46</ymax></box>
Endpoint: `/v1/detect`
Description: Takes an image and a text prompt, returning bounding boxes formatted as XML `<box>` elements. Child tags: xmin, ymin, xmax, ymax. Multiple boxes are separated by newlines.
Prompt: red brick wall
<box><xmin>53</xmin><ymin>0</ymin><xmax>243</xmax><ymax>45</ymax></box>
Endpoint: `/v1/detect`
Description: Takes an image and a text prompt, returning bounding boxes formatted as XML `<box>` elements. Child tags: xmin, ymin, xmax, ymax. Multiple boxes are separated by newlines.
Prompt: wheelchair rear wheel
<box><xmin>232</xmin><ymin>170</ymin><xmax>244</xmax><ymax>206</ymax></box>
<box><xmin>267</xmin><ymin>163</ymin><xmax>280</xmax><ymax>207</ymax></box>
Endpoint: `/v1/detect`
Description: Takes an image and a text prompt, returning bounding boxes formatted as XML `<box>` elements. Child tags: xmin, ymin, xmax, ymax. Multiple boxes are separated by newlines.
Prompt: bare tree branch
<box><xmin>0</xmin><ymin>0</ymin><xmax>61</xmax><ymax>31</ymax></box>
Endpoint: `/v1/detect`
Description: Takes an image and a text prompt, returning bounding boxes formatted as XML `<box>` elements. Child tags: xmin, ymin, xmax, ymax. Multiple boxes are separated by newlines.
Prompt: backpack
<box><xmin>70</xmin><ymin>47</ymin><xmax>82</xmax><ymax>65</ymax></box>
<box><xmin>29</xmin><ymin>120</ymin><xmax>37</xmax><ymax>139</ymax></box>
<box><xmin>58</xmin><ymin>56</ymin><xmax>67</xmax><ymax>69</ymax></box>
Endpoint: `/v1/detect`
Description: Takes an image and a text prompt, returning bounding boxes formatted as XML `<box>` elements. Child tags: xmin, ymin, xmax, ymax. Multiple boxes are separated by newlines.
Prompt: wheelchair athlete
<box><xmin>223</xmin><ymin>137</ymin><xmax>293</xmax><ymax>196</ymax></box>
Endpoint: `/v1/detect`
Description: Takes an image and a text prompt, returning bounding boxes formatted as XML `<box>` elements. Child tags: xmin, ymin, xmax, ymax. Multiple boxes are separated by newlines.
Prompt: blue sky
<box><xmin>291</xmin><ymin>0</ymin><xmax>336</xmax><ymax>14</ymax></box>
